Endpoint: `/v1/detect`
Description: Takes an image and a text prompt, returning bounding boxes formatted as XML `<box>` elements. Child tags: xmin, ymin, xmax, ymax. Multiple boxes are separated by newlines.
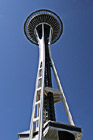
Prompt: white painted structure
<box><xmin>18</xmin><ymin>10</ymin><xmax>83</xmax><ymax>140</ymax></box>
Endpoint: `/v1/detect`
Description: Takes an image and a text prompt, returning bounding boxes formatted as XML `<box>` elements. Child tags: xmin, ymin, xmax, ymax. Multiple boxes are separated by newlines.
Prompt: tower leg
<box><xmin>29</xmin><ymin>24</ymin><xmax>45</xmax><ymax>140</ymax></box>
<box><xmin>48</xmin><ymin>33</ymin><xmax>75</xmax><ymax>126</ymax></box>
<box><xmin>51</xmin><ymin>58</ymin><xmax>75</xmax><ymax>126</ymax></box>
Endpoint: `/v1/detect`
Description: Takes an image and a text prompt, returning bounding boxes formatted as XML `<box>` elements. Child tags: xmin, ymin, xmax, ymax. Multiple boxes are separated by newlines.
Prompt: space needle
<box><xmin>17</xmin><ymin>9</ymin><xmax>83</xmax><ymax>140</ymax></box>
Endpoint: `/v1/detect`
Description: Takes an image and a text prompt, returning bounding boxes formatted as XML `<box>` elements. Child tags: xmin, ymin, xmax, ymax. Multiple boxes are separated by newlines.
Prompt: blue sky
<box><xmin>0</xmin><ymin>0</ymin><xmax>93</xmax><ymax>140</ymax></box>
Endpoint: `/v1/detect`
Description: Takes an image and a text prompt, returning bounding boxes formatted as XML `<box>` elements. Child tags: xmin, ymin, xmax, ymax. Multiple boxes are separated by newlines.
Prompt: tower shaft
<box><xmin>29</xmin><ymin>24</ymin><xmax>75</xmax><ymax>140</ymax></box>
<box><xmin>44</xmin><ymin>37</ymin><xmax>56</xmax><ymax>122</ymax></box>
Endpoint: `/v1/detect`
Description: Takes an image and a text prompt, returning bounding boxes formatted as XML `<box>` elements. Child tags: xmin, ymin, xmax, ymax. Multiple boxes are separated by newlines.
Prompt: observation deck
<box><xmin>24</xmin><ymin>9</ymin><xmax>63</xmax><ymax>45</ymax></box>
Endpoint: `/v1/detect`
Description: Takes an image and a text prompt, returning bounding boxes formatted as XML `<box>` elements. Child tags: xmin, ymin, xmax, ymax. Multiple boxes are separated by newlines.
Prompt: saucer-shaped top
<box><xmin>24</xmin><ymin>9</ymin><xmax>63</xmax><ymax>45</ymax></box>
